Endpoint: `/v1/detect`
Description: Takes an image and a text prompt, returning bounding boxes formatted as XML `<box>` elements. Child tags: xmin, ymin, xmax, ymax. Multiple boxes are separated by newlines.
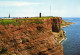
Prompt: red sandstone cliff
<box><xmin>0</xmin><ymin>17</ymin><xmax>63</xmax><ymax>55</ymax></box>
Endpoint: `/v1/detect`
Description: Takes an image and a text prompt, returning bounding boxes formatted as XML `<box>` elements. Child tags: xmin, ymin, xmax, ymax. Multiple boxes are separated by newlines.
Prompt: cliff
<box><xmin>0</xmin><ymin>17</ymin><xmax>64</xmax><ymax>55</ymax></box>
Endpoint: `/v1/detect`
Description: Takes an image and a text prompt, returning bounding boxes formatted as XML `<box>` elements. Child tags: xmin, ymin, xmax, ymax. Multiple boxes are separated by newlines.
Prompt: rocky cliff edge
<box><xmin>0</xmin><ymin>17</ymin><xmax>64</xmax><ymax>55</ymax></box>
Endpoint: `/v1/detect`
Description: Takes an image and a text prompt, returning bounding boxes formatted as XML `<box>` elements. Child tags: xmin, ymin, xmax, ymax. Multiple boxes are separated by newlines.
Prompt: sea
<box><xmin>62</xmin><ymin>17</ymin><xmax>80</xmax><ymax>55</ymax></box>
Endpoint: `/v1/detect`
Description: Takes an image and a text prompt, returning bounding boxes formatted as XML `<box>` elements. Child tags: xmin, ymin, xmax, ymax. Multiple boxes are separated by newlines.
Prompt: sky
<box><xmin>0</xmin><ymin>0</ymin><xmax>80</xmax><ymax>17</ymax></box>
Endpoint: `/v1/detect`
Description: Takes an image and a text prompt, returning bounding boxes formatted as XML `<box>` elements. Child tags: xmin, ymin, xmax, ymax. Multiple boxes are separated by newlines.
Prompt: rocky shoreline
<box><xmin>61</xmin><ymin>21</ymin><xmax>75</xmax><ymax>28</ymax></box>
<box><xmin>59</xmin><ymin>21</ymin><xmax>75</xmax><ymax>44</ymax></box>
<box><xmin>59</xmin><ymin>31</ymin><xmax>66</xmax><ymax>44</ymax></box>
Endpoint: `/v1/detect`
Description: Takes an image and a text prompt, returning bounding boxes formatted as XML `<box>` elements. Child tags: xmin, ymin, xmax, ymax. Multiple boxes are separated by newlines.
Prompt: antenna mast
<box><xmin>50</xmin><ymin>0</ymin><xmax>52</xmax><ymax>16</ymax></box>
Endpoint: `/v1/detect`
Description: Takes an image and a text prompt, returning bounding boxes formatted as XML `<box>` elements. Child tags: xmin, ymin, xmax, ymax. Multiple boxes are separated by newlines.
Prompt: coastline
<box><xmin>61</xmin><ymin>21</ymin><xmax>75</xmax><ymax>28</ymax></box>
<box><xmin>59</xmin><ymin>31</ymin><xmax>66</xmax><ymax>44</ymax></box>
<box><xmin>59</xmin><ymin>21</ymin><xmax>75</xmax><ymax>44</ymax></box>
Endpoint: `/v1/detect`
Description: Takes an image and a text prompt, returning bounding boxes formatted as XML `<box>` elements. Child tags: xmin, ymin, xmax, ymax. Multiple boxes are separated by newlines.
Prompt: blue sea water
<box><xmin>62</xmin><ymin>17</ymin><xmax>80</xmax><ymax>55</ymax></box>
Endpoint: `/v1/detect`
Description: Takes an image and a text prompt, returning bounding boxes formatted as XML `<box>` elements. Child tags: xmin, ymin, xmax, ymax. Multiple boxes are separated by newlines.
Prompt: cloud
<box><xmin>0</xmin><ymin>1</ymin><xmax>40</xmax><ymax>6</ymax></box>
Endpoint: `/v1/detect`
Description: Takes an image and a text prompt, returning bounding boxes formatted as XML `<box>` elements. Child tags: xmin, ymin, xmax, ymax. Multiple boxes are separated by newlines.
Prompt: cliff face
<box><xmin>0</xmin><ymin>17</ymin><xmax>63</xmax><ymax>55</ymax></box>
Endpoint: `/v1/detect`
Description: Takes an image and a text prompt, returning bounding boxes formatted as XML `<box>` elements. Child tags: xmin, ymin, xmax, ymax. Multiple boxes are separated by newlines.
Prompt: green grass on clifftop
<box><xmin>0</xmin><ymin>17</ymin><xmax>59</xmax><ymax>25</ymax></box>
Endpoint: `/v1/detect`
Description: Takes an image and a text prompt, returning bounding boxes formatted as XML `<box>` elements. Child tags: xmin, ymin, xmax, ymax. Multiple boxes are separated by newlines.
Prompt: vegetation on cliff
<box><xmin>61</xmin><ymin>20</ymin><xmax>75</xmax><ymax>28</ymax></box>
<box><xmin>0</xmin><ymin>17</ymin><xmax>61</xmax><ymax>26</ymax></box>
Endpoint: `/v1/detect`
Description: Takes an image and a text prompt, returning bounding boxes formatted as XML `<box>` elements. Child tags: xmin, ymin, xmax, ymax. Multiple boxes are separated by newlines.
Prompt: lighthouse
<box><xmin>39</xmin><ymin>12</ymin><xmax>41</xmax><ymax>18</ymax></box>
<box><xmin>9</xmin><ymin>13</ymin><xmax>10</xmax><ymax>18</ymax></box>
